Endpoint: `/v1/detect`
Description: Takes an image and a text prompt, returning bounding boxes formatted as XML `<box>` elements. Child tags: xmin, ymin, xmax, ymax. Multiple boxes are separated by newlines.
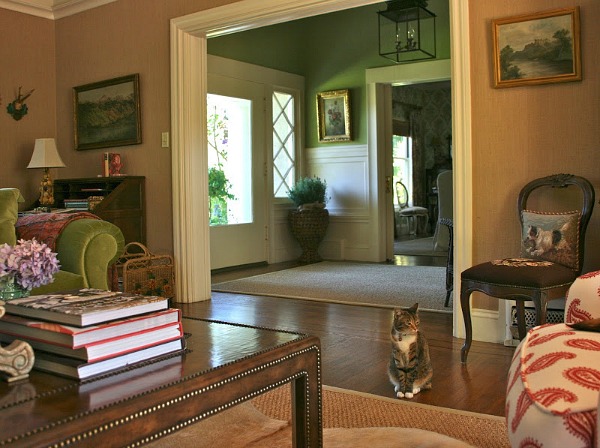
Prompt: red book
<box><xmin>33</xmin><ymin>338</ymin><xmax>185</xmax><ymax>380</ymax></box>
<box><xmin>0</xmin><ymin>321</ymin><xmax>183</xmax><ymax>362</ymax></box>
<box><xmin>0</xmin><ymin>309</ymin><xmax>181</xmax><ymax>348</ymax></box>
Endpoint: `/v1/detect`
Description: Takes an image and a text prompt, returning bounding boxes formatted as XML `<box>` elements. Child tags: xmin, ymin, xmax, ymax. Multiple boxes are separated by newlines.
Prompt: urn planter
<box><xmin>288</xmin><ymin>208</ymin><xmax>329</xmax><ymax>264</ymax></box>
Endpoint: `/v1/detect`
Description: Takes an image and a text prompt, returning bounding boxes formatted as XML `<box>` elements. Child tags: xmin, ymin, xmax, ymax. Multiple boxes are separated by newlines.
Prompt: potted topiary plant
<box><xmin>287</xmin><ymin>176</ymin><xmax>329</xmax><ymax>263</ymax></box>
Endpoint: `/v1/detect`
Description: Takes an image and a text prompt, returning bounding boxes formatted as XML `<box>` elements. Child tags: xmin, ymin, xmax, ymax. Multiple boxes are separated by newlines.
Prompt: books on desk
<box><xmin>0</xmin><ymin>309</ymin><xmax>181</xmax><ymax>347</ymax></box>
<box><xmin>0</xmin><ymin>289</ymin><xmax>184</xmax><ymax>380</ymax></box>
<box><xmin>0</xmin><ymin>320</ymin><xmax>183</xmax><ymax>362</ymax></box>
<box><xmin>3</xmin><ymin>289</ymin><xmax>169</xmax><ymax>326</ymax></box>
<box><xmin>33</xmin><ymin>338</ymin><xmax>185</xmax><ymax>380</ymax></box>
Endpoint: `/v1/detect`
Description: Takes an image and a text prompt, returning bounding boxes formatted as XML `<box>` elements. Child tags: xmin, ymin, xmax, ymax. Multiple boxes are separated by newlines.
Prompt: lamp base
<box><xmin>39</xmin><ymin>168</ymin><xmax>55</xmax><ymax>206</ymax></box>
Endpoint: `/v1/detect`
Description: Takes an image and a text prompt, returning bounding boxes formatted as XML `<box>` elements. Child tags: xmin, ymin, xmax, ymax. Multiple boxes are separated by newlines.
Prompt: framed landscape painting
<box><xmin>317</xmin><ymin>89</ymin><xmax>351</xmax><ymax>142</ymax></box>
<box><xmin>74</xmin><ymin>74</ymin><xmax>142</xmax><ymax>150</ymax></box>
<box><xmin>492</xmin><ymin>7</ymin><xmax>581</xmax><ymax>88</ymax></box>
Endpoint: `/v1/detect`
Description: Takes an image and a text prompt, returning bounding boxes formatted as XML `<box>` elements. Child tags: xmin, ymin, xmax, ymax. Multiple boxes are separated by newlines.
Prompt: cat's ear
<box><xmin>408</xmin><ymin>303</ymin><xmax>419</xmax><ymax>314</ymax></box>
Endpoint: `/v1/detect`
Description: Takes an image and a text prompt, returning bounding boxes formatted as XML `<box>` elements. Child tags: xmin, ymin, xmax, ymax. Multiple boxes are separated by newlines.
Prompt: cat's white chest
<box><xmin>393</xmin><ymin>333</ymin><xmax>417</xmax><ymax>352</ymax></box>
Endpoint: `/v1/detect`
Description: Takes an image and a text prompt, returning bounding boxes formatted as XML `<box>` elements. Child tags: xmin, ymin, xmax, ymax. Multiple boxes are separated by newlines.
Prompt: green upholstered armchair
<box><xmin>0</xmin><ymin>188</ymin><xmax>125</xmax><ymax>294</ymax></box>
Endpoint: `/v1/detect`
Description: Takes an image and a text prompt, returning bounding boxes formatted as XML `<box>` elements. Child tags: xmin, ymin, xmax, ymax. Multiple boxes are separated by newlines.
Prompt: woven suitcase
<box><xmin>117</xmin><ymin>242</ymin><xmax>175</xmax><ymax>300</ymax></box>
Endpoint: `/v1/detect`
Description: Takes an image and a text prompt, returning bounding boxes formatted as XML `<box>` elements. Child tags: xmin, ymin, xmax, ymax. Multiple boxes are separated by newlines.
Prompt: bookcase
<box><xmin>53</xmin><ymin>177</ymin><xmax>145</xmax><ymax>244</ymax></box>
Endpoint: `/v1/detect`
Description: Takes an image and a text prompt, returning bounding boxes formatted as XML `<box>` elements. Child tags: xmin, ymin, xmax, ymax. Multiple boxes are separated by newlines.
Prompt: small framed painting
<box><xmin>492</xmin><ymin>7</ymin><xmax>581</xmax><ymax>88</ymax></box>
<box><xmin>74</xmin><ymin>74</ymin><xmax>142</xmax><ymax>150</ymax></box>
<box><xmin>317</xmin><ymin>89</ymin><xmax>351</xmax><ymax>142</ymax></box>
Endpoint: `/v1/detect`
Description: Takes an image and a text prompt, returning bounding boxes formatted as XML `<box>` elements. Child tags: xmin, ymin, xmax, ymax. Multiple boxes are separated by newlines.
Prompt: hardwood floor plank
<box><xmin>176</xmin><ymin>256</ymin><xmax>513</xmax><ymax>417</ymax></box>
<box><xmin>177</xmin><ymin>289</ymin><xmax>513</xmax><ymax>417</ymax></box>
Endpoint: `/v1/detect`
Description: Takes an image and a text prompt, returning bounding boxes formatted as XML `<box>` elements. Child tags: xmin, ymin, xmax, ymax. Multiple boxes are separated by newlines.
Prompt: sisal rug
<box><xmin>394</xmin><ymin>236</ymin><xmax>448</xmax><ymax>257</ymax></box>
<box><xmin>212</xmin><ymin>261</ymin><xmax>451</xmax><ymax>312</ymax></box>
<box><xmin>148</xmin><ymin>385</ymin><xmax>509</xmax><ymax>448</ymax></box>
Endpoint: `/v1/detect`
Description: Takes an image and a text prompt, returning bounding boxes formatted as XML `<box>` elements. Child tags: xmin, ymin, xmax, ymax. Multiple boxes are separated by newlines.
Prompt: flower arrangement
<box><xmin>0</xmin><ymin>239</ymin><xmax>60</xmax><ymax>292</ymax></box>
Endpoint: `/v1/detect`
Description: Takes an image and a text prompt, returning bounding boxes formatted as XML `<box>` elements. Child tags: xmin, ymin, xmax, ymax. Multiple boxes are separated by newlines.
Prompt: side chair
<box><xmin>395</xmin><ymin>181</ymin><xmax>429</xmax><ymax>235</ymax></box>
<box><xmin>460</xmin><ymin>173</ymin><xmax>595</xmax><ymax>363</ymax></box>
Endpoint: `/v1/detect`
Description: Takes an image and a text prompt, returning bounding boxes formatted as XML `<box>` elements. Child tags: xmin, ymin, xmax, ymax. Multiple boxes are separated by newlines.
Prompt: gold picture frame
<box><xmin>74</xmin><ymin>74</ymin><xmax>142</xmax><ymax>150</ymax></box>
<box><xmin>492</xmin><ymin>7</ymin><xmax>581</xmax><ymax>88</ymax></box>
<box><xmin>317</xmin><ymin>89</ymin><xmax>351</xmax><ymax>142</ymax></box>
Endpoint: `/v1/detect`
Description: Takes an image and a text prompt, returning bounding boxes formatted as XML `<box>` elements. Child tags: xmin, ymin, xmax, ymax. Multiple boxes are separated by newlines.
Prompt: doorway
<box><xmin>171</xmin><ymin>0</ymin><xmax>476</xmax><ymax>341</ymax></box>
<box><xmin>390</xmin><ymin>81</ymin><xmax>452</xmax><ymax>261</ymax></box>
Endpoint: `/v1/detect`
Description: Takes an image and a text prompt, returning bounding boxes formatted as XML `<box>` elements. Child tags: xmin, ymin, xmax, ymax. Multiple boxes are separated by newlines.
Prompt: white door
<box><xmin>208</xmin><ymin>74</ymin><xmax>266</xmax><ymax>270</ymax></box>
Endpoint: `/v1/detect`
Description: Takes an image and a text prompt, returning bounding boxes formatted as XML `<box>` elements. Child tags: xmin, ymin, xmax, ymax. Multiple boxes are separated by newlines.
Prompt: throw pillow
<box><xmin>0</xmin><ymin>188</ymin><xmax>25</xmax><ymax>246</ymax></box>
<box><xmin>521</xmin><ymin>210</ymin><xmax>580</xmax><ymax>271</ymax></box>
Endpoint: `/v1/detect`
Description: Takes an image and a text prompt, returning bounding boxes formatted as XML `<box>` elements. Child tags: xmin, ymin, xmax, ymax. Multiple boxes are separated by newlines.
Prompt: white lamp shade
<box><xmin>27</xmin><ymin>138</ymin><xmax>66</xmax><ymax>169</ymax></box>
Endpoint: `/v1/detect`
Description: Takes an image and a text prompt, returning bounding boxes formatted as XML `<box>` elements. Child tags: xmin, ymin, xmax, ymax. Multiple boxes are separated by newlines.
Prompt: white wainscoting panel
<box><xmin>270</xmin><ymin>144</ymin><xmax>375</xmax><ymax>263</ymax></box>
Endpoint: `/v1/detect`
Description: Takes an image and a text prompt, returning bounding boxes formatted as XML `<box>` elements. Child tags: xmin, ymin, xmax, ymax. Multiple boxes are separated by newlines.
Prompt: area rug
<box><xmin>394</xmin><ymin>236</ymin><xmax>447</xmax><ymax>257</ymax></box>
<box><xmin>148</xmin><ymin>385</ymin><xmax>509</xmax><ymax>448</ymax></box>
<box><xmin>212</xmin><ymin>261</ymin><xmax>451</xmax><ymax>312</ymax></box>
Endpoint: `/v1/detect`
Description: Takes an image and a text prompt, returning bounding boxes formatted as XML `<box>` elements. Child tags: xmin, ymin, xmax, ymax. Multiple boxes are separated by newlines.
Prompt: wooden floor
<box><xmin>176</xmin><ymin>248</ymin><xmax>514</xmax><ymax>418</ymax></box>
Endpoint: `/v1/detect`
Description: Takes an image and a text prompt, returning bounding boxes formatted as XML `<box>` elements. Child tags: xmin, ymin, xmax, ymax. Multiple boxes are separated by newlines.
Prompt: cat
<box><xmin>388</xmin><ymin>303</ymin><xmax>433</xmax><ymax>399</ymax></box>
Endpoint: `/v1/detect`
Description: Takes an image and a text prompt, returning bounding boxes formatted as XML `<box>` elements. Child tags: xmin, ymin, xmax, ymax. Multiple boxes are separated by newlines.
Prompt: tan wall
<box><xmin>469</xmin><ymin>0</ymin><xmax>600</xmax><ymax>310</ymax></box>
<box><xmin>53</xmin><ymin>0</ymin><xmax>235</xmax><ymax>253</ymax></box>
<box><xmin>0</xmin><ymin>9</ymin><xmax>56</xmax><ymax>204</ymax></box>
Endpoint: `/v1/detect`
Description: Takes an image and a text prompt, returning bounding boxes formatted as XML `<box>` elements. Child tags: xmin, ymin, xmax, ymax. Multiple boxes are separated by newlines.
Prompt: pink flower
<box><xmin>0</xmin><ymin>239</ymin><xmax>60</xmax><ymax>290</ymax></box>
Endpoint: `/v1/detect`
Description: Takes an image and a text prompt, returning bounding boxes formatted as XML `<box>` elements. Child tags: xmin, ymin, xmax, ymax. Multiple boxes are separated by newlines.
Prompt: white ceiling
<box><xmin>0</xmin><ymin>0</ymin><xmax>115</xmax><ymax>19</ymax></box>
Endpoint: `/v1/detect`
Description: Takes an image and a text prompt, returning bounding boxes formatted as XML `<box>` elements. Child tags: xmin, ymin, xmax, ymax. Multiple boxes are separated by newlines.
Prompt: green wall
<box><xmin>208</xmin><ymin>1</ymin><xmax>450</xmax><ymax>148</ymax></box>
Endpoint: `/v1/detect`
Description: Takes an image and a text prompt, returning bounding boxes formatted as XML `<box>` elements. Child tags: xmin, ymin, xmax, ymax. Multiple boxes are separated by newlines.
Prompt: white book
<box><xmin>4</xmin><ymin>289</ymin><xmax>169</xmax><ymax>327</ymax></box>
<box><xmin>33</xmin><ymin>338</ymin><xmax>185</xmax><ymax>380</ymax></box>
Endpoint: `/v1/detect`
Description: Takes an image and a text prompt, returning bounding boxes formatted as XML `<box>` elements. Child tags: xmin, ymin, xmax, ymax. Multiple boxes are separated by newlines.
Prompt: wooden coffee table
<box><xmin>0</xmin><ymin>318</ymin><xmax>322</xmax><ymax>447</ymax></box>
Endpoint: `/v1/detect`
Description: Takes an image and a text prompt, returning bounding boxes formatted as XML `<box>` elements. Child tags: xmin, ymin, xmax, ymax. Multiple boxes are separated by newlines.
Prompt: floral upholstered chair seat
<box><xmin>506</xmin><ymin>270</ymin><xmax>600</xmax><ymax>448</ymax></box>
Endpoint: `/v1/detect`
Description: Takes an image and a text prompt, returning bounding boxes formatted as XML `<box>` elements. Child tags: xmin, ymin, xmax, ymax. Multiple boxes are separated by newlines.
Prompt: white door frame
<box><xmin>170</xmin><ymin>0</ymin><xmax>488</xmax><ymax>344</ymax></box>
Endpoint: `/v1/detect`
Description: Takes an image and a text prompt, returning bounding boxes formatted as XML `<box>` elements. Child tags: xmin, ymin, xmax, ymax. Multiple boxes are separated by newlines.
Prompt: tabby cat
<box><xmin>388</xmin><ymin>303</ymin><xmax>433</xmax><ymax>399</ymax></box>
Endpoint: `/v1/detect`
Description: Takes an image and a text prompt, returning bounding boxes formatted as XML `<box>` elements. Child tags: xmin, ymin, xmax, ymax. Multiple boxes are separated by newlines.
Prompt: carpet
<box><xmin>148</xmin><ymin>385</ymin><xmax>510</xmax><ymax>448</ymax></box>
<box><xmin>212</xmin><ymin>261</ymin><xmax>451</xmax><ymax>312</ymax></box>
<box><xmin>394</xmin><ymin>236</ymin><xmax>448</xmax><ymax>257</ymax></box>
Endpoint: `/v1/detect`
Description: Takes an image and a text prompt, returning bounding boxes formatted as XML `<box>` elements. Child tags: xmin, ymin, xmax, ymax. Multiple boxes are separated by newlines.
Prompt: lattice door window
<box><xmin>272</xmin><ymin>91</ymin><xmax>295</xmax><ymax>198</ymax></box>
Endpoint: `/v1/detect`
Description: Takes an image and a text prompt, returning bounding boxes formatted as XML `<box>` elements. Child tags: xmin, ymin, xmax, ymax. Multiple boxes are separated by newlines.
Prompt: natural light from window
<box><xmin>272</xmin><ymin>91</ymin><xmax>295</xmax><ymax>198</ymax></box>
<box><xmin>207</xmin><ymin>93</ymin><xmax>253</xmax><ymax>226</ymax></box>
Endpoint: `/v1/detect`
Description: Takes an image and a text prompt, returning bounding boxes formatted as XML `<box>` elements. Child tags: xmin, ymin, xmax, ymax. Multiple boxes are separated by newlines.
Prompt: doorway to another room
<box><xmin>390</xmin><ymin>81</ymin><xmax>452</xmax><ymax>266</ymax></box>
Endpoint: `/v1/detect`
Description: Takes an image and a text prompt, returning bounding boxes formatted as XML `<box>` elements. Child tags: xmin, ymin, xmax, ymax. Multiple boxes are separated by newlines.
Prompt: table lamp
<box><xmin>27</xmin><ymin>138</ymin><xmax>66</xmax><ymax>206</ymax></box>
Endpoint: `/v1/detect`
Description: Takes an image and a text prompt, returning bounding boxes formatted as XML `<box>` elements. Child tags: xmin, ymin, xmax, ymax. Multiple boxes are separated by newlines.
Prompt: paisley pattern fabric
<box><xmin>506</xmin><ymin>270</ymin><xmax>600</xmax><ymax>448</ymax></box>
<box><xmin>491</xmin><ymin>257</ymin><xmax>553</xmax><ymax>268</ymax></box>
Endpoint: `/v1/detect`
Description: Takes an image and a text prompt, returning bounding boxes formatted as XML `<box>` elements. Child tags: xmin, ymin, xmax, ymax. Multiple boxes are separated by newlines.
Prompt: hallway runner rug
<box><xmin>212</xmin><ymin>261</ymin><xmax>451</xmax><ymax>312</ymax></box>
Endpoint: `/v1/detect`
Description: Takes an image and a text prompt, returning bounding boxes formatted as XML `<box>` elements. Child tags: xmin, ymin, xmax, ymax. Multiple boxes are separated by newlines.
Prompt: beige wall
<box><xmin>0</xmin><ymin>9</ymin><xmax>56</xmax><ymax>203</ymax></box>
<box><xmin>469</xmin><ymin>1</ymin><xmax>600</xmax><ymax>310</ymax></box>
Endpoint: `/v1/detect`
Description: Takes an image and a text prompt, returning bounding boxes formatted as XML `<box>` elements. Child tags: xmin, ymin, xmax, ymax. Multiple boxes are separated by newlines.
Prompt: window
<box><xmin>392</xmin><ymin>135</ymin><xmax>413</xmax><ymax>206</ymax></box>
<box><xmin>207</xmin><ymin>93</ymin><xmax>253</xmax><ymax>226</ymax></box>
<box><xmin>272</xmin><ymin>90</ymin><xmax>296</xmax><ymax>198</ymax></box>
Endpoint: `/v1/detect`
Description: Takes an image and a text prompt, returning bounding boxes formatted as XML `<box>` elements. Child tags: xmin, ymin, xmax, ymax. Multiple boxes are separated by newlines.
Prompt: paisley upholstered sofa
<box><xmin>506</xmin><ymin>270</ymin><xmax>600</xmax><ymax>448</ymax></box>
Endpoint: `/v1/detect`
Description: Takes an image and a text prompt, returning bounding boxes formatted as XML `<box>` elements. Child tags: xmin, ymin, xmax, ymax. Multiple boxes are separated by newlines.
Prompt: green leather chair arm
<box><xmin>55</xmin><ymin>219</ymin><xmax>125</xmax><ymax>290</ymax></box>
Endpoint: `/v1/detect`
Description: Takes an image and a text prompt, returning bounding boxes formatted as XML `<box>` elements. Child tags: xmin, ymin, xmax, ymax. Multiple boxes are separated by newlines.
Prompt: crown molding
<box><xmin>0</xmin><ymin>0</ymin><xmax>116</xmax><ymax>19</ymax></box>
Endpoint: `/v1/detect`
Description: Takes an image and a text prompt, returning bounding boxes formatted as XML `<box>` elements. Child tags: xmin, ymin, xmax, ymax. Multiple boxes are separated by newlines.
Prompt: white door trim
<box><xmin>170</xmin><ymin>0</ymin><xmax>490</xmax><ymax>346</ymax></box>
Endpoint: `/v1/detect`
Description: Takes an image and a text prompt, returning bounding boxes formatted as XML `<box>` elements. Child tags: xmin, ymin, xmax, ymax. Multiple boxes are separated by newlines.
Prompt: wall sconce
<box><xmin>378</xmin><ymin>0</ymin><xmax>436</xmax><ymax>64</ymax></box>
<box><xmin>27</xmin><ymin>138</ymin><xmax>66</xmax><ymax>206</ymax></box>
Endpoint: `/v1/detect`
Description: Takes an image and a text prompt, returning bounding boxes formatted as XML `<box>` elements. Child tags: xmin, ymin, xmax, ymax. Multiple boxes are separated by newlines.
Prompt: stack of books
<box><xmin>0</xmin><ymin>289</ymin><xmax>184</xmax><ymax>380</ymax></box>
<box><xmin>63</xmin><ymin>198</ymin><xmax>90</xmax><ymax>210</ymax></box>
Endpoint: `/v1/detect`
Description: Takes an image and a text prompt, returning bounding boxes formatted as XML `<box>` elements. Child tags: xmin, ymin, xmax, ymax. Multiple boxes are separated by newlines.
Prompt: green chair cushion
<box><xmin>31</xmin><ymin>270</ymin><xmax>85</xmax><ymax>295</ymax></box>
<box><xmin>0</xmin><ymin>188</ymin><xmax>24</xmax><ymax>246</ymax></box>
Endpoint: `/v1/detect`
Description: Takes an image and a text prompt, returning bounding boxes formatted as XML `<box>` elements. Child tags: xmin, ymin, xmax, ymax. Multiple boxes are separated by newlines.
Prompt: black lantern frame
<box><xmin>378</xmin><ymin>0</ymin><xmax>436</xmax><ymax>63</ymax></box>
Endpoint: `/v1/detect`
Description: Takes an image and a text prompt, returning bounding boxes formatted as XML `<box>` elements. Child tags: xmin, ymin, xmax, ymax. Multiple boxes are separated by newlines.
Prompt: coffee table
<box><xmin>0</xmin><ymin>318</ymin><xmax>322</xmax><ymax>447</ymax></box>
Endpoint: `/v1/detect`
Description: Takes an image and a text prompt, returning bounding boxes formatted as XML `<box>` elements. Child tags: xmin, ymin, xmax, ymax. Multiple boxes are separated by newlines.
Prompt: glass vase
<box><xmin>0</xmin><ymin>277</ymin><xmax>30</xmax><ymax>300</ymax></box>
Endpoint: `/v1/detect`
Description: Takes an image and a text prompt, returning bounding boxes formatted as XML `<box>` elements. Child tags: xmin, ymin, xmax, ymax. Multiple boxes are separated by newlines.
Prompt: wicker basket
<box><xmin>116</xmin><ymin>242</ymin><xmax>175</xmax><ymax>300</ymax></box>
